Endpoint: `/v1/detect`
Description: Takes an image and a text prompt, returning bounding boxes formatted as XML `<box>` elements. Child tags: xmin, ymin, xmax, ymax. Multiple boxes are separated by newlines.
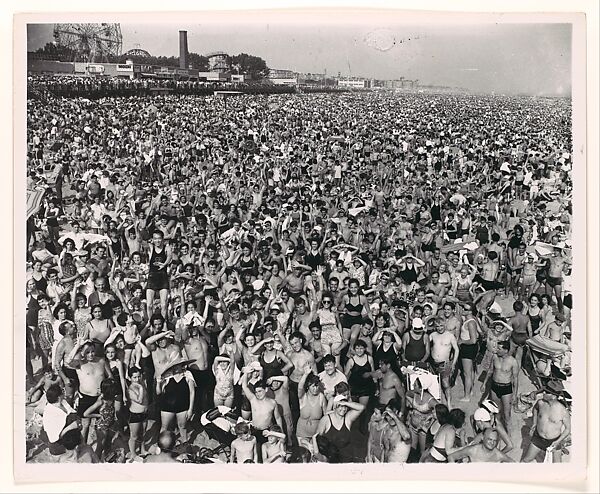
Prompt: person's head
<box><xmin>353</xmin><ymin>339</ymin><xmax>367</xmax><ymax>356</ymax></box>
<box><xmin>129</xmin><ymin>366</ymin><xmax>143</xmax><ymax>384</ymax></box>
<box><xmin>305</xmin><ymin>373</ymin><xmax>322</xmax><ymax>395</ymax></box>
<box><xmin>234</xmin><ymin>422</ymin><xmax>251</xmax><ymax>440</ymax></box>
<box><xmin>443</xmin><ymin>301</ymin><xmax>455</xmax><ymax>316</ymax></box>
<box><xmin>157</xmin><ymin>430</ymin><xmax>176</xmax><ymax>452</ymax></box>
<box><xmin>289</xmin><ymin>332</ymin><xmax>306</xmax><ymax>352</ymax></box>
<box><xmin>482</xmin><ymin>428</ymin><xmax>500</xmax><ymax>451</ymax></box>
<box><xmin>434</xmin><ymin>403</ymin><xmax>450</xmax><ymax>425</ymax></box>
<box><xmin>46</xmin><ymin>383</ymin><xmax>63</xmax><ymax>404</ymax></box>
<box><xmin>497</xmin><ymin>340</ymin><xmax>510</xmax><ymax>356</ymax></box>
<box><xmin>104</xmin><ymin>343</ymin><xmax>117</xmax><ymax>361</ymax></box>
<box><xmin>322</xmin><ymin>354</ymin><xmax>336</xmax><ymax>375</ymax></box>
<box><xmin>448</xmin><ymin>408</ymin><xmax>466</xmax><ymax>429</ymax></box>
<box><xmin>81</xmin><ymin>342</ymin><xmax>96</xmax><ymax>361</ymax></box>
<box><xmin>378</xmin><ymin>357</ymin><xmax>392</xmax><ymax>373</ymax></box>
<box><xmin>152</xmin><ymin>230</ymin><xmax>164</xmax><ymax>246</ymax></box>
<box><xmin>266</xmin><ymin>424</ymin><xmax>284</xmax><ymax>444</ymax></box>
<box><xmin>101</xmin><ymin>378</ymin><xmax>118</xmax><ymax>401</ymax></box>
<box><xmin>287</xmin><ymin>446</ymin><xmax>312</xmax><ymax>464</ymax></box>
<box><xmin>434</xmin><ymin>317</ymin><xmax>446</xmax><ymax>334</ymax></box>
<box><xmin>371</xmin><ymin>404</ymin><xmax>386</xmax><ymax>422</ymax></box>
<box><xmin>254</xmin><ymin>379</ymin><xmax>268</xmax><ymax>399</ymax></box>
<box><xmin>53</xmin><ymin>303</ymin><xmax>69</xmax><ymax>321</ymax></box>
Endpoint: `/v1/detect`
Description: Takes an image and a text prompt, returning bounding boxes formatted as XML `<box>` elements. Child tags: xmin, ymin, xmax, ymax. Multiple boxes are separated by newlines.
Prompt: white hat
<box><xmin>473</xmin><ymin>408</ymin><xmax>492</xmax><ymax>422</ymax></box>
<box><xmin>412</xmin><ymin>317</ymin><xmax>424</xmax><ymax>329</ymax></box>
<box><xmin>481</xmin><ymin>399</ymin><xmax>500</xmax><ymax>414</ymax></box>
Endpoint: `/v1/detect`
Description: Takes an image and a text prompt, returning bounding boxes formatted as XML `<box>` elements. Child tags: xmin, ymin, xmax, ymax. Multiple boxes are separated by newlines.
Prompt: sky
<box><xmin>27</xmin><ymin>19</ymin><xmax>572</xmax><ymax>96</ymax></box>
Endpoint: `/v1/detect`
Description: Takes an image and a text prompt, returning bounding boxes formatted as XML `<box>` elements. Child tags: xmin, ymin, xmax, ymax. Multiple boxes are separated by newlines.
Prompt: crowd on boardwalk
<box><xmin>25</xmin><ymin>77</ymin><xmax>573</xmax><ymax>464</ymax></box>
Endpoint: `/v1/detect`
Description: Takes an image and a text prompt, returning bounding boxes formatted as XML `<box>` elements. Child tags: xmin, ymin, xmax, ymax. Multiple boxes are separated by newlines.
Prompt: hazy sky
<box><xmin>27</xmin><ymin>20</ymin><xmax>572</xmax><ymax>96</ymax></box>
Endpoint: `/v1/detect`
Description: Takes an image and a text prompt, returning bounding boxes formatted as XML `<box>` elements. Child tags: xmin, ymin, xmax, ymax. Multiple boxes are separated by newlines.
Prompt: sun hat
<box><xmin>412</xmin><ymin>317</ymin><xmax>424</xmax><ymax>329</ymax></box>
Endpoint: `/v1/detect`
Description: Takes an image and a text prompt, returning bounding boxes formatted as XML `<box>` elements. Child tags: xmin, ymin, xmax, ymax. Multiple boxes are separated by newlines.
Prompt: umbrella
<box><xmin>26</xmin><ymin>189</ymin><xmax>45</xmax><ymax>219</ymax></box>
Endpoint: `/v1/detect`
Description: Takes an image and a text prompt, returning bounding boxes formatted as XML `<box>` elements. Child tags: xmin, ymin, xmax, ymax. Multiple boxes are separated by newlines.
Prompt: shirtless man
<box><xmin>241</xmin><ymin>371</ymin><xmax>283</xmax><ymax>462</ymax></box>
<box><xmin>181</xmin><ymin>324</ymin><xmax>211</xmax><ymax>414</ymax></box>
<box><xmin>146</xmin><ymin>330</ymin><xmax>182</xmax><ymax>380</ymax></box>
<box><xmin>448</xmin><ymin>429</ymin><xmax>513</xmax><ymax>463</ymax></box>
<box><xmin>53</xmin><ymin>321</ymin><xmax>78</xmax><ymax>404</ymax></box>
<box><xmin>544</xmin><ymin>247</ymin><xmax>569</xmax><ymax>314</ymax></box>
<box><xmin>65</xmin><ymin>339</ymin><xmax>110</xmax><ymax>443</ymax></box>
<box><xmin>293</xmin><ymin>297</ymin><xmax>314</xmax><ymax>341</ymax></box>
<box><xmin>442</xmin><ymin>302</ymin><xmax>462</xmax><ymax>340</ymax></box>
<box><xmin>425</xmin><ymin>272</ymin><xmax>447</xmax><ymax>305</ymax></box>
<box><xmin>474</xmin><ymin>251</ymin><xmax>502</xmax><ymax>291</ymax></box>
<box><xmin>374</xmin><ymin>357</ymin><xmax>406</xmax><ymax>416</ymax></box>
<box><xmin>279</xmin><ymin>263</ymin><xmax>311</xmax><ymax>298</ymax></box>
<box><xmin>429</xmin><ymin>317</ymin><xmax>459</xmax><ymax>406</ymax></box>
<box><xmin>481</xmin><ymin>340</ymin><xmax>519</xmax><ymax>428</ymax></box>
<box><xmin>286</xmin><ymin>332</ymin><xmax>317</xmax><ymax>427</ymax></box>
<box><xmin>522</xmin><ymin>381</ymin><xmax>571</xmax><ymax>463</ymax></box>
<box><xmin>509</xmin><ymin>300</ymin><xmax>531</xmax><ymax>367</ymax></box>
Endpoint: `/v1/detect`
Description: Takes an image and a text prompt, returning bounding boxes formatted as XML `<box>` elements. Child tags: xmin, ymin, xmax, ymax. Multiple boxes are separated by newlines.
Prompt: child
<box><xmin>83</xmin><ymin>378</ymin><xmax>118</xmax><ymax>461</ymax></box>
<box><xmin>26</xmin><ymin>365</ymin><xmax>61</xmax><ymax>405</ymax></box>
<box><xmin>230</xmin><ymin>422</ymin><xmax>257</xmax><ymax>463</ymax></box>
<box><xmin>122</xmin><ymin>315</ymin><xmax>142</xmax><ymax>372</ymax></box>
<box><xmin>36</xmin><ymin>295</ymin><xmax>55</xmax><ymax>368</ymax></box>
<box><xmin>212</xmin><ymin>354</ymin><xmax>235</xmax><ymax>408</ymax></box>
<box><xmin>261</xmin><ymin>425</ymin><xmax>287</xmax><ymax>463</ymax></box>
<box><xmin>126</xmin><ymin>367</ymin><xmax>149</xmax><ymax>459</ymax></box>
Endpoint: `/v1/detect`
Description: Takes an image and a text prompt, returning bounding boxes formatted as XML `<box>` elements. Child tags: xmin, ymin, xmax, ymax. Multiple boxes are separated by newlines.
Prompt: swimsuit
<box><xmin>77</xmin><ymin>392</ymin><xmax>99</xmax><ymax>417</ymax></box>
<box><xmin>491</xmin><ymin>380</ymin><xmax>513</xmax><ymax>397</ymax></box>
<box><xmin>348</xmin><ymin>357</ymin><xmax>375</xmax><ymax>397</ymax></box>
<box><xmin>531</xmin><ymin>430</ymin><xmax>560</xmax><ymax>451</ymax></box>
<box><xmin>147</xmin><ymin>245</ymin><xmax>169</xmax><ymax>291</ymax></box>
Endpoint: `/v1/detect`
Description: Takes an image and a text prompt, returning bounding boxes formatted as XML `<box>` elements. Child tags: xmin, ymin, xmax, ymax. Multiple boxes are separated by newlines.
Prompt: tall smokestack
<box><xmin>179</xmin><ymin>30</ymin><xmax>189</xmax><ymax>69</ymax></box>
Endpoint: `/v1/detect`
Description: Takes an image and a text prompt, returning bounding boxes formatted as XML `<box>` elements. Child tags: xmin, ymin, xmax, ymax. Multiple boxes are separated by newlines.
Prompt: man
<box><xmin>374</xmin><ymin>357</ymin><xmax>406</xmax><ymax>416</ymax></box>
<box><xmin>543</xmin><ymin>246</ymin><xmax>569</xmax><ymax>314</ymax></box>
<box><xmin>53</xmin><ymin>321</ymin><xmax>78</xmax><ymax>404</ymax></box>
<box><xmin>58</xmin><ymin>429</ymin><xmax>99</xmax><ymax>463</ymax></box>
<box><xmin>279</xmin><ymin>261</ymin><xmax>312</xmax><ymax>298</ymax></box>
<box><xmin>146</xmin><ymin>329</ymin><xmax>182</xmax><ymax>379</ymax></box>
<box><xmin>522</xmin><ymin>381</ymin><xmax>571</xmax><ymax>463</ymax></box>
<box><xmin>442</xmin><ymin>302</ymin><xmax>462</xmax><ymax>340</ymax></box>
<box><xmin>87</xmin><ymin>275</ymin><xmax>117</xmax><ymax>319</ymax></box>
<box><xmin>65</xmin><ymin>339</ymin><xmax>110</xmax><ymax>443</ymax></box>
<box><xmin>42</xmin><ymin>384</ymin><xmax>81</xmax><ymax>456</ymax></box>
<box><xmin>144</xmin><ymin>431</ymin><xmax>179</xmax><ymax>463</ymax></box>
<box><xmin>481</xmin><ymin>340</ymin><xmax>519</xmax><ymax>429</ymax></box>
<box><xmin>447</xmin><ymin>428</ymin><xmax>513</xmax><ymax>463</ymax></box>
<box><xmin>318</xmin><ymin>354</ymin><xmax>348</xmax><ymax>400</ymax></box>
<box><xmin>286</xmin><ymin>332</ymin><xmax>317</xmax><ymax>427</ymax></box>
<box><xmin>429</xmin><ymin>316</ymin><xmax>459</xmax><ymax>405</ymax></box>
<box><xmin>425</xmin><ymin>271</ymin><xmax>447</xmax><ymax>304</ymax></box>
<box><xmin>146</xmin><ymin>230</ymin><xmax>173</xmax><ymax>319</ymax></box>
<box><xmin>181</xmin><ymin>323</ymin><xmax>211</xmax><ymax>415</ymax></box>
<box><xmin>241</xmin><ymin>370</ymin><xmax>283</xmax><ymax>461</ymax></box>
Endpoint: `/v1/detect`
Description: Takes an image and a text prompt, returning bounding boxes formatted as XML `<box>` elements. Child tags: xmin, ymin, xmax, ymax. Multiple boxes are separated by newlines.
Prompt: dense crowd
<box><xmin>25</xmin><ymin>82</ymin><xmax>573</xmax><ymax>465</ymax></box>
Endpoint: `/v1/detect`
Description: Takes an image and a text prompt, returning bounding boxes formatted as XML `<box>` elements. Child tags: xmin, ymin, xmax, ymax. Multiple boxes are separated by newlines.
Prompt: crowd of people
<box><xmin>25</xmin><ymin>77</ymin><xmax>573</xmax><ymax>465</ymax></box>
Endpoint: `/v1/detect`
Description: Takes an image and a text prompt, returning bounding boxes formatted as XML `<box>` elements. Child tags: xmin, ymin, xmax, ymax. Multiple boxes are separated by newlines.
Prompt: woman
<box><xmin>373</xmin><ymin>326</ymin><xmax>402</xmax><ymax>375</ymax></box>
<box><xmin>251</xmin><ymin>332</ymin><xmax>293</xmax><ymax>381</ymax></box>
<box><xmin>406</xmin><ymin>374</ymin><xmax>439</xmax><ymax>456</ymax></box>
<box><xmin>104</xmin><ymin>342</ymin><xmax>128</xmax><ymax>432</ymax></box>
<box><xmin>339</xmin><ymin>278</ymin><xmax>369</xmax><ymax>339</ymax></box>
<box><xmin>296</xmin><ymin>369</ymin><xmax>328</xmax><ymax>449</ymax></box>
<box><xmin>29</xmin><ymin>259</ymin><xmax>48</xmax><ymax>294</ymax></box>
<box><xmin>421</xmin><ymin>408</ymin><xmax>466</xmax><ymax>463</ymax></box>
<box><xmin>344</xmin><ymin>339</ymin><xmax>376</xmax><ymax>408</ymax></box>
<box><xmin>527</xmin><ymin>293</ymin><xmax>544</xmax><ymax>334</ymax></box>
<box><xmin>157</xmin><ymin>359</ymin><xmax>196</xmax><ymax>444</ymax></box>
<box><xmin>316</xmin><ymin>294</ymin><xmax>344</xmax><ymax>365</ymax></box>
<box><xmin>316</xmin><ymin>396</ymin><xmax>365</xmax><ymax>463</ymax></box>
<box><xmin>58</xmin><ymin>252</ymin><xmax>79</xmax><ymax>292</ymax></box>
<box><xmin>84</xmin><ymin>304</ymin><xmax>114</xmax><ymax>354</ymax></box>
<box><xmin>458</xmin><ymin>305</ymin><xmax>480</xmax><ymax>401</ymax></box>
<box><xmin>71</xmin><ymin>286</ymin><xmax>92</xmax><ymax>339</ymax></box>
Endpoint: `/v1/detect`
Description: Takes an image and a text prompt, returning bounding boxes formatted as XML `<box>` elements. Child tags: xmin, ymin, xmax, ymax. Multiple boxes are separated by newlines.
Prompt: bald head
<box><xmin>157</xmin><ymin>430</ymin><xmax>176</xmax><ymax>451</ymax></box>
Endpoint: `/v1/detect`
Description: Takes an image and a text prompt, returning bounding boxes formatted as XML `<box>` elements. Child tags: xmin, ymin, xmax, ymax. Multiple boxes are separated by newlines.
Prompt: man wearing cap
<box><xmin>401</xmin><ymin>318</ymin><xmax>430</xmax><ymax>366</ymax></box>
<box><xmin>522</xmin><ymin>381</ymin><xmax>571</xmax><ymax>463</ymax></box>
<box><xmin>447</xmin><ymin>429</ymin><xmax>513</xmax><ymax>463</ymax></box>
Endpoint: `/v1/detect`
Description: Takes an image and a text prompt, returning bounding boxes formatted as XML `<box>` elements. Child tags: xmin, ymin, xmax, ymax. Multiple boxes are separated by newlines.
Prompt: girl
<box><xmin>84</xmin><ymin>378</ymin><xmax>119</xmax><ymax>461</ymax></box>
<box><xmin>212</xmin><ymin>354</ymin><xmax>235</xmax><ymax>408</ymax></box>
<box><xmin>103</xmin><ymin>343</ymin><xmax>128</xmax><ymax>432</ymax></box>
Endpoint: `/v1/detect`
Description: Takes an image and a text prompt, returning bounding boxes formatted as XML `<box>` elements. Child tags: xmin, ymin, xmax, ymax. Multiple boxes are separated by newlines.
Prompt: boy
<box><xmin>127</xmin><ymin>366</ymin><xmax>149</xmax><ymax>458</ymax></box>
<box><xmin>230</xmin><ymin>422</ymin><xmax>257</xmax><ymax>463</ymax></box>
<box><xmin>27</xmin><ymin>365</ymin><xmax>61</xmax><ymax>405</ymax></box>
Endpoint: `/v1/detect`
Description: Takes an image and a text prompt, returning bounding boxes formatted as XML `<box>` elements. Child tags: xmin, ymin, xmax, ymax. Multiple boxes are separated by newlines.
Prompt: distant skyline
<box><xmin>27</xmin><ymin>20</ymin><xmax>572</xmax><ymax>96</ymax></box>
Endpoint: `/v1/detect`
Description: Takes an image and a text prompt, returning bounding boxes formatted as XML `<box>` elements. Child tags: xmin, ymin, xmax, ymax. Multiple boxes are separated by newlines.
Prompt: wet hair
<box><xmin>60</xmin><ymin>429</ymin><xmax>82</xmax><ymax>451</ymax></box>
<box><xmin>513</xmin><ymin>301</ymin><xmax>524</xmax><ymax>312</ymax></box>
<box><xmin>488</xmin><ymin>251</ymin><xmax>498</xmax><ymax>261</ymax></box>
<box><xmin>129</xmin><ymin>366</ymin><xmax>142</xmax><ymax>377</ymax></box>
<box><xmin>448</xmin><ymin>408</ymin><xmax>466</xmax><ymax>429</ymax></box>
<box><xmin>354</xmin><ymin>339</ymin><xmax>368</xmax><ymax>349</ymax></box>
<box><xmin>434</xmin><ymin>404</ymin><xmax>450</xmax><ymax>425</ymax></box>
<box><xmin>58</xmin><ymin>321</ymin><xmax>72</xmax><ymax>336</ymax></box>
<box><xmin>498</xmin><ymin>340</ymin><xmax>511</xmax><ymax>351</ymax></box>
<box><xmin>287</xmin><ymin>446</ymin><xmax>312</xmax><ymax>463</ymax></box>
<box><xmin>321</xmin><ymin>354</ymin><xmax>336</xmax><ymax>366</ymax></box>
<box><xmin>234</xmin><ymin>422</ymin><xmax>250</xmax><ymax>435</ymax></box>
<box><xmin>289</xmin><ymin>331</ymin><xmax>306</xmax><ymax>345</ymax></box>
<box><xmin>46</xmin><ymin>384</ymin><xmax>63</xmax><ymax>404</ymax></box>
<box><xmin>101</xmin><ymin>378</ymin><xmax>119</xmax><ymax>400</ymax></box>
<box><xmin>334</xmin><ymin>381</ymin><xmax>350</xmax><ymax>396</ymax></box>
<box><xmin>304</xmin><ymin>373</ymin><xmax>321</xmax><ymax>392</ymax></box>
